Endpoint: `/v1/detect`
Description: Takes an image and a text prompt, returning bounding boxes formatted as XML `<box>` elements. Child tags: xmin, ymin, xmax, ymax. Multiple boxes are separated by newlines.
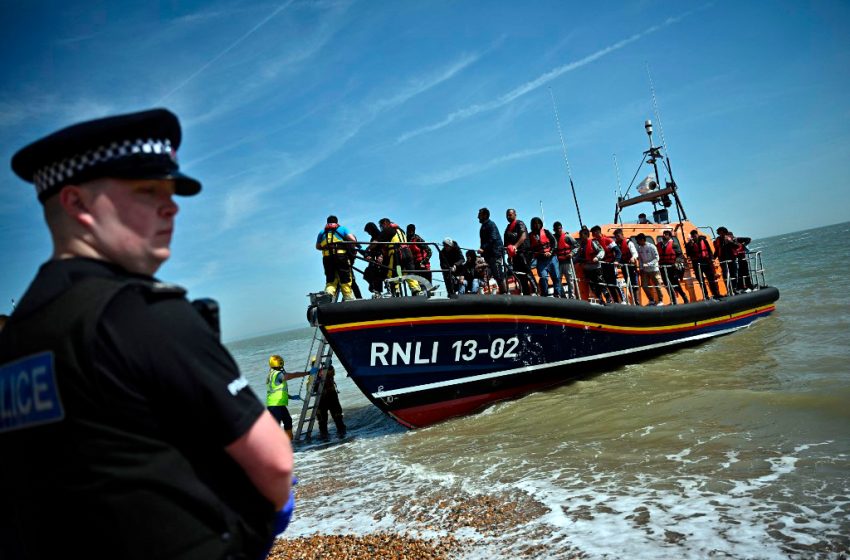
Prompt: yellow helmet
<box><xmin>269</xmin><ymin>355</ymin><xmax>284</xmax><ymax>369</ymax></box>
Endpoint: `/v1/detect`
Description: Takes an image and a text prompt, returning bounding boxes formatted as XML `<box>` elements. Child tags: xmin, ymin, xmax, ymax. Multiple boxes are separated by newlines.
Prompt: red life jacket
<box><xmin>695</xmin><ymin>238</ymin><xmax>711</xmax><ymax>260</ymax></box>
<box><xmin>598</xmin><ymin>235</ymin><xmax>616</xmax><ymax>263</ymax></box>
<box><xmin>530</xmin><ymin>229</ymin><xmax>553</xmax><ymax>257</ymax></box>
<box><xmin>618</xmin><ymin>238</ymin><xmax>633</xmax><ymax>262</ymax></box>
<box><xmin>658</xmin><ymin>239</ymin><xmax>677</xmax><ymax>265</ymax></box>
<box><xmin>583</xmin><ymin>238</ymin><xmax>599</xmax><ymax>263</ymax></box>
<box><xmin>555</xmin><ymin>231</ymin><xmax>573</xmax><ymax>261</ymax></box>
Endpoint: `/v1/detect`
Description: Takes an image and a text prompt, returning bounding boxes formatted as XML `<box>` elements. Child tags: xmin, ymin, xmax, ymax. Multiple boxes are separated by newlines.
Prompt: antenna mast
<box><xmin>548</xmin><ymin>87</ymin><xmax>583</xmax><ymax>229</ymax></box>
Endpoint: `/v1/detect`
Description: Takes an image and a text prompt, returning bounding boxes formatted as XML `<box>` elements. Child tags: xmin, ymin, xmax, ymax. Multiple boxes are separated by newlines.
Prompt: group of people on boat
<box><xmin>316</xmin><ymin>209</ymin><xmax>754</xmax><ymax>306</ymax></box>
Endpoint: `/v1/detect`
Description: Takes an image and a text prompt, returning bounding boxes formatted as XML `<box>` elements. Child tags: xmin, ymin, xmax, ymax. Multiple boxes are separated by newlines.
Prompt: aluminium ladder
<box><xmin>292</xmin><ymin>325</ymin><xmax>334</xmax><ymax>442</ymax></box>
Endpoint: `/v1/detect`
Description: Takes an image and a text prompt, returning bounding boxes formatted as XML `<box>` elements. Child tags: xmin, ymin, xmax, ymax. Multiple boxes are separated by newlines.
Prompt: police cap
<box><xmin>11</xmin><ymin>108</ymin><xmax>201</xmax><ymax>203</ymax></box>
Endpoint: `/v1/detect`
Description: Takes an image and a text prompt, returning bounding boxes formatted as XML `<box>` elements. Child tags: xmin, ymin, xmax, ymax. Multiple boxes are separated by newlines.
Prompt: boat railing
<box><xmin>322</xmin><ymin>240</ymin><xmax>768</xmax><ymax>304</ymax></box>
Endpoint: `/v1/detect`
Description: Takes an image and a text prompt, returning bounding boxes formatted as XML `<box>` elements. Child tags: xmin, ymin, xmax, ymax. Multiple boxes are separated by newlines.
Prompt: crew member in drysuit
<box><xmin>266</xmin><ymin>355</ymin><xmax>310</xmax><ymax>440</ymax></box>
<box><xmin>316</xmin><ymin>215</ymin><xmax>357</xmax><ymax>300</ymax></box>
<box><xmin>315</xmin><ymin>363</ymin><xmax>347</xmax><ymax>440</ymax></box>
<box><xmin>657</xmin><ymin>230</ymin><xmax>689</xmax><ymax>304</ymax></box>
<box><xmin>378</xmin><ymin>218</ymin><xmax>421</xmax><ymax>296</ymax></box>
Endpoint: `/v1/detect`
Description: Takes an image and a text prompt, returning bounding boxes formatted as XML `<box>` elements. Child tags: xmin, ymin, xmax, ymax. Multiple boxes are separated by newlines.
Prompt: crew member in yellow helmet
<box><xmin>266</xmin><ymin>355</ymin><xmax>308</xmax><ymax>440</ymax></box>
<box><xmin>316</xmin><ymin>215</ymin><xmax>358</xmax><ymax>301</ymax></box>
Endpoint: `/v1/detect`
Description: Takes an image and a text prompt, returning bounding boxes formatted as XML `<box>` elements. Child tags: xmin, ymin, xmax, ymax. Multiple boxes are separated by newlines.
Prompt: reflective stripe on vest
<box><xmin>618</xmin><ymin>238</ymin><xmax>633</xmax><ymax>262</ymax></box>
<box><xmin>320</xmin><ymin>225</ymin><xmax>347</xmax><ymax>256</ymax></box>
<box><xmin>266</xmin><ymin>369</ymin><xmax>288</xmax><ymax>407</ymax></box>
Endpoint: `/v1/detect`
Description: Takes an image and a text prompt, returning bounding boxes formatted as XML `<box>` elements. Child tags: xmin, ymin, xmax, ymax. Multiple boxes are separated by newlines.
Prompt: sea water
<box><xmin>227</xmin><ymin>222</ymin><xmax>850</xmax><ymax>559</ymax></box>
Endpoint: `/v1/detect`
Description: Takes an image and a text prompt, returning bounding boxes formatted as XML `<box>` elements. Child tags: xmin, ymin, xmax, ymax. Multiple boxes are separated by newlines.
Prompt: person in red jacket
<box><xmin>591</xmin><ymin>225</ymin><xmax>623</xmax><ymax>303</ymax></box>
<box><xmin>685</xmin><ymin>229</ymin><xmax>721</xmax><ymax>299</ymax></box>
<box><xmin>657</xmin><ymin>230</ymin><xmax>689</xmax><ymax>304</ymax></box>
<box><xmin>552</xmin><ymin>221</ymin><xmax>578</xmax><ymax>299</ymax></box>
<box><xmin>406</xmin><ymin>223</ymin><xmax>432</xmax><ymax>285</ymax></box>
<box><xmin>529</xmin><ymin>217</ymin><xmax>564</xmax><ymax>297</ymax></box>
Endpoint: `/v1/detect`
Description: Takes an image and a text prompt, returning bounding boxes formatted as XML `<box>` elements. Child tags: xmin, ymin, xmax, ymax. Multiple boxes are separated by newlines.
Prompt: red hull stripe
<box><xmin>388</xmin><ymin>380</ymin><xmax>558</xmax><ymax>428</ymax></box>
<box><xmin>326</xmin><ymin>304</ymin><xmax>776</xmax><ymax>335</ymax></box>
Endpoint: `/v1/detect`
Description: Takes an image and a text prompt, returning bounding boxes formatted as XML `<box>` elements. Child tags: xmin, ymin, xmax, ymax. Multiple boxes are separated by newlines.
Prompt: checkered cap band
<box><xmin>32</xmin><ymin>138</ymin><xmax>174</xmax><ymax>195</ymax></box>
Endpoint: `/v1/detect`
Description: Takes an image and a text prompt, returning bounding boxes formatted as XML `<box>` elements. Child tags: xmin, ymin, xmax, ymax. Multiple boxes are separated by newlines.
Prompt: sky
<box><xmin>1</xmin><ymin>0</ymin><xmax>848</xmax><ymax>340</ymax></box>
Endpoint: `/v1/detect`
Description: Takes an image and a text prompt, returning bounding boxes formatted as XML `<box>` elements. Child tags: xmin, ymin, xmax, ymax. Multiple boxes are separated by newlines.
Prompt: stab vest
<box><xmin>0</xmin><ymin>275</ymin><xmax>271</xmax><ymax>559</ymax></box>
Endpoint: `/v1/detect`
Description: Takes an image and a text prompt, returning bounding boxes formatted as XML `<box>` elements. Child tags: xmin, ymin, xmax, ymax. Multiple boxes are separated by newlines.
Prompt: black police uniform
<box><xmin>0</xmin><ymin>258</ymin><xmax>273</xmax><ymax>559</ymax></box>
<box><xmin>1</xmin><ymin>109</ymin><xmax>277</xmax><ymax>560</ymax></box>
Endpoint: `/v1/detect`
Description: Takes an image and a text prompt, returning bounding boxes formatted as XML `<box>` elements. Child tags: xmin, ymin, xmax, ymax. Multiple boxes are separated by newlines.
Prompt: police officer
<box><xmin>0</xmin><ymin>109</ymin><xmax>293</xmax><ymax>559</ymax></box>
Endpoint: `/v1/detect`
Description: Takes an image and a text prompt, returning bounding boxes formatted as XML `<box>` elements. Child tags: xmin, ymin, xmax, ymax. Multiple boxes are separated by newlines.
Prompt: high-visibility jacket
<box><xmin>266</xmin><ymin>368</ymin><xmax>288</xmax><ymax>407</ymax></box>
<box><xmin>318</xmin><ymin>224</ymin><xmax>348</xmax><ymax>257</ymax></box>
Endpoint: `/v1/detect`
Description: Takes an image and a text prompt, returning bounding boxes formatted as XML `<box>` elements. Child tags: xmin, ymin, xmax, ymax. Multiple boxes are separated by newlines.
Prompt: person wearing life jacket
<box><xmin>316</xmin><ymin>215</ymin><xmax>358</xmax><ymax>301</ymax></box>
<box><xmin>577</xmin><ymin>227</ymin><xmax>609</xmax><ymax>303</ymax></box>
<box><xmin>656</xmin><ymin>230</ymin><xmax>689</xmax><ymax>304</ymax></box>
<box><xmin>528</xmin><ymin>217</ymin><xmax>563</xmax><ymax>297</ymax></box>
<box><xmin>378</xmin><ymin>218</ymin><xmax>422</xmax><ymax>296</ymax></box>
<box><xmin>685</xmin><ymin>229</ymin><xmax>721</xmax><ymax>299</ymax></box>
<box><xmin>266</xmin><ymin>354</ymin><xmax>305</xmax><ymax>441</ymax></box>
<box><xmin>552</xmin><ymin>221</ymin><xmax>578</xmax><ymax>299</ymax></box>
<box><xmin>727</xmin><ymin>230</ymin><xmax>753</xmax><ymax>293</ymax></box>
<box><xmin>503</xmin><ymin>208</ymin><xmax>534</xmax><ymax>295</ymax></box>
<box><xmin>406</xmin><ymin>223</ymin><xmax>433</xmax><ymax>286</ymax></box>
<box><xmin>590</xmin><ymin>225</ymin><xmax>623</xmax><ymax>303</ymax></box>
<box><xmin>614</xmin><ymin>228</ymin><xmax>640</xmax><ymax>304</ymax></box>
<box><xmin>362</xmin><ymin>222</ymin><xmax>385</xmax><ymax>297</ymax></box>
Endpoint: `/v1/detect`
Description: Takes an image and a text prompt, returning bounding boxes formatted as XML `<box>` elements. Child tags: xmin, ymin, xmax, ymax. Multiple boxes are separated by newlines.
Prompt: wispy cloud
<box><xmin>0</xmin><ymin>95</ymin><xmax>115</xmax><ymax>128</ymax></box>
<box><xmin>397</xmin><ymin>11</ymin><xmax>697</xmax><ymax>144</ymax></box>
<box><xmin>157</xmin><ymin>0</ymin><xmax>297</xmax><ymax>104</ymax></box>
<box><xmin>208</xmin><ymin>52</ymin><xmax>482</xmax><ymax>234</ymax></box>
<box><xmin>411</xmin><ymin>145</ymin><xmax>559</xmax><ymax>186</ymax></box>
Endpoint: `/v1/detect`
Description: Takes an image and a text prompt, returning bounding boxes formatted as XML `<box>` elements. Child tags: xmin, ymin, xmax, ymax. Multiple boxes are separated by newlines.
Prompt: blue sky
<box><xmin>1</xmin><ymin>0</ymin><xmax>848</xmax><ymax>340</ymax></box>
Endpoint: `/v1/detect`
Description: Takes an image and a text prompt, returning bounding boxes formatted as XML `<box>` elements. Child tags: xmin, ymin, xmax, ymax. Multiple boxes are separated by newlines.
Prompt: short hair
<box><xmin>530</xmin><ymin>217</ymin><xmax>543</xmax><ymax>229</ymax></box>
<box><xmin>326</xmin><ymin>215</ymin><xmax>338</xmax><ymax>224</ymax></box>
<box><xmin>636</xmin><ymin>233</ymin><xmax>647</xmax><ymax>241</ymax></box>
<box><xmin>590</xmin><ymin>225</ymin><xmax>601</xmax><ymax>234</ymax></box>
<box><xmin>466</xmin><ymin>249</ymin><xmax>476</xmax><ymax>258</ymax></box>
<box><xmin>364</xmin><ymin>222</ymin><xmax>380</xmax><ymax>237</ymax></box>
<box><xmin>406</xmin><ymin>223</ymin><xmax>416</xmax><ymax>233</ymax></box>
<box><xmin>613</xmin><ymin>228</ymin><xmax>623</xmax><ymax>235</ymax></box>
<box><xmin>379</xmin><ymin>217</ymin><xmax>391</xmax><ymax>226</ymax></box>
<box><xmin>479</xmin><ymin>207</ymin><xmax>490</xmax><ymax>219</ymax></box>
<box><xmin>638</xmin><ymin>213</ymin><xmax>647</xmax><ymax>218</ymax></box>
<box><xmin>690</xmin><ymin>229</ymin><xmax>698</xmax><ymax>236</ymax></box>
<box><xmin>579</xmin><ymin>226</ymin><xmax>590</xmax><ymax>237</ymax></box>
<box><xmin>553</xmin><ymin>221</ymin><xmax>562</xmax><ymax>229</ymax></box>
<box><xmin>716</xmin><ymin>226</ymin><xmax>728</xmax><ymax>235</ymax></box>
<box><xmin>506</xmin><ymin>208</ymin><xmax>516</xmax><ymax>215</ymax></box>
<box><xmin>663</xmin><ymin>229</ymin><xmax>672</xmax><ymax>236</ymax></box>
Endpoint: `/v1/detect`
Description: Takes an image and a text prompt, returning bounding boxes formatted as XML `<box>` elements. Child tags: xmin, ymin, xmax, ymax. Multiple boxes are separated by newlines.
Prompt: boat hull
<box><xmin>314</xmin><ymin>288</ymin><xmax>779</xmax><ymax>428</ymax></box>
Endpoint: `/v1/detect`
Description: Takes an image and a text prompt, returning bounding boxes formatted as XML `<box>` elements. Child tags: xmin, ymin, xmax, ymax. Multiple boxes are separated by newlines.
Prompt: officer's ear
<box><xmin>58</xmin><ymin>184</ymin><xmax>95</xmax><ymax>226</ymax></box>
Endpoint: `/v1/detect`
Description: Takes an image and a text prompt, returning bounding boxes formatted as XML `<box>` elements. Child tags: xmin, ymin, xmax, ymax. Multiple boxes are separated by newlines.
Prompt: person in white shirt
<box><xmin>635</xmin><ymin>233</ymin><xmax>665</xmax><ymax>306</ymax></box>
